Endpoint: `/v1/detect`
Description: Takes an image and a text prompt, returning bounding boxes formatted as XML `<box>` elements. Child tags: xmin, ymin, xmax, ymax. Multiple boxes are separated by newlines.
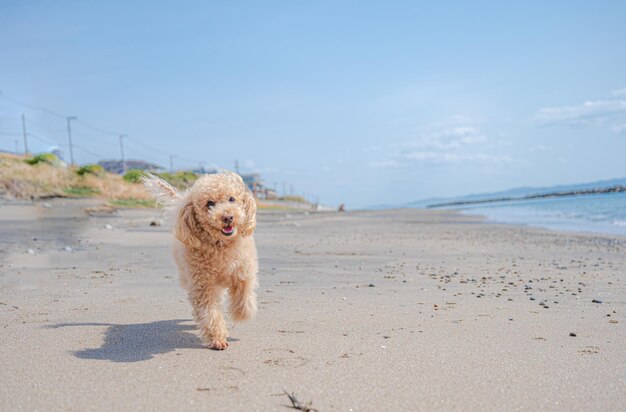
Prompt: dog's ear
<box><xmin>175</xmin><ymin>200</ymin><xmax>201</xmax><ymax>248</ymax></box>
<box><xmin>140</xmin><ymin>173</ymin><xmax>181</xmax><ymax>206</ymax></box>
<box><xmin>240</xmin><ymin>189</ymin><xmax>257</xmax><ymax>237</ymax></box>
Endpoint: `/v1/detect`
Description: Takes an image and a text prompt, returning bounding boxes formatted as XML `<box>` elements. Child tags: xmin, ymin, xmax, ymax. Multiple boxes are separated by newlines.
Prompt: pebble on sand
<box><xmin>569</xmin><ymin>332</ymin><xmax>577</xmax><ymax>337</ymax></box>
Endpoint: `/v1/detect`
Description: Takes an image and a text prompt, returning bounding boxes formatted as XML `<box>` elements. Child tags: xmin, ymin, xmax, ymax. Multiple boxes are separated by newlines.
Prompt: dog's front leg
<box><xmin>229</xmin><ymin>276</ymin><xmax>258</xmax><ymax>322</ymax></box>
<box><xmin>191</xmin><ymin>287</ymin><xmax>229</xmax><ymax>350</ymax></box>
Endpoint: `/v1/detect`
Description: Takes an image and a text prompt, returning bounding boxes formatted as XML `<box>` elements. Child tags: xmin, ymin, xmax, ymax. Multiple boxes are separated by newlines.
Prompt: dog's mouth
<box><xmin>221</xmin><ymin>225</ymin><xmax>235</xmax><ymax>236</ymax></box>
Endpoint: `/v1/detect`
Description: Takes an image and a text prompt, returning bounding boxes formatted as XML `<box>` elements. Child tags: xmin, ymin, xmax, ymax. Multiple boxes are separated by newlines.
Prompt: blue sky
<box><xmin>1</xmin><ymin>1</ymin><xmax>625</xmax><ymax>207</ymax></box>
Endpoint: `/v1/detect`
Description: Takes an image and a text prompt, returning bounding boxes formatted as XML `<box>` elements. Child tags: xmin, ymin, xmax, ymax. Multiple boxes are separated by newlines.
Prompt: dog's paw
<box><xmin>209</xmin><ymin>339</ymin><xmax>229</xmax><ymax>350</ymax></box>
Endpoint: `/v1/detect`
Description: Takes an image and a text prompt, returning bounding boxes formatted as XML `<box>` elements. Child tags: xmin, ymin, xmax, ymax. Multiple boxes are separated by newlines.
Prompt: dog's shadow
<box><xmin>47</xmin><ymin>319</ymin><xmax>205</xmax><ymax>362</ymax></box>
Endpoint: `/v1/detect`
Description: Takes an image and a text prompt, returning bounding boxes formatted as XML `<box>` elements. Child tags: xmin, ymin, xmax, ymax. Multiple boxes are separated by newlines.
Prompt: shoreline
<box><xmin>457</xmin><ymin>208</ymin><xmax>626</xmax><ymax>241</ymax></box>
<box><xmin>13</xmin><ymin>195</ymin><xmax>626</xmax><ymax>242</ymax></box>
<box><xmin>5</xmin><ymin>192</ymin><xmax>626</xmax><ymax>240</ymax></box>
<box><xmin>361</xmin><ymin>204</ymin><xmax>626</xmax><ymax>242</ymax></box>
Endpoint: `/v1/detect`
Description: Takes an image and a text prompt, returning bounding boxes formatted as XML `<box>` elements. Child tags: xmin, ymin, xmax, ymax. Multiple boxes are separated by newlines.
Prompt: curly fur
<box><xmin>143</xmin><ymin>171</ymin><xmax>258</xmax><ymax>350</ymax></box>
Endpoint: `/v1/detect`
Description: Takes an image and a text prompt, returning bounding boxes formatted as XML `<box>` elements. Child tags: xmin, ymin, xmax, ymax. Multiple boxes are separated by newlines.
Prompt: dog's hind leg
<box><xmin>191</xmin><ymin>287</ymin><xmax>229</xmax><ymax>350</ymax></box>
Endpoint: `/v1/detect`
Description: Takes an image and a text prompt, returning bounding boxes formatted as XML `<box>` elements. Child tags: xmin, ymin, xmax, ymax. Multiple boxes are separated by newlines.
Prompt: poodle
<box><xmin>142</xmin><ymin>171</ymin><xmax>258</xmax><ymax>350</ymax></box>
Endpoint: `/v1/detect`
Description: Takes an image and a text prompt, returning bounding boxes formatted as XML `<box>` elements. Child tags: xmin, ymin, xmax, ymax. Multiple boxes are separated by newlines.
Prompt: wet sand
<box><xmin>0</xmin><ymin>199</ymin><xmax>625</xmax><ymax>411</ymax></box>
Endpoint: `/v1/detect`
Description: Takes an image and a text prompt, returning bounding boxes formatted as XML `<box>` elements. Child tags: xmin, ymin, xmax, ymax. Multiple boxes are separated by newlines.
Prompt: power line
<box><xmin>0</xmin><ymin>103</ymin><xmax>23</xmax><ymax>115</ymax></box>
<box><xmin>123</xmin><ymin>138</ymin><xmax>167</xmax><ymax>160</ymax></box>
<box><xmin>125</xmin><ymin>136</ymin><xmax>171</xmax><ymax>157</ymax></box>
<box><xmin>0</xmin><ymin>131</ymin><xmax>58</xmax><ymax>146</ymax></box>
<box><xmin>177</xmin><ymin>154</ymin><xmax>204</xmax><ymax>165</ymax></box>
<box><xmin>75</xmin><ymin>118</ymin><xmax>120</xmax><ymax>136</ymax></box>
<box><xmin>121</xmin><ymin>141</ymin><xmax>167</xmax><ymax>168</ymax></box>
<box><xmin>64</xmin><ymin>132</ymin><xmax>112</xmax><ymax>150</ymax></box>
<box><xmin>125</xmin><ymin>136</ymin><xmax>203</xmax><ymax>165</ymax></box>
<box><xmin>0</xmin><ymin>91</ymin><xmax>214</xmax><ymax>169</ymax></box>
<box><xmin>73</xmin><ymin>144</ymin><xmax>102</xmax><ymax>160</ymax></box>
<box><xmin>0</xmin><ymin>91</ymin><xmax>66</xmax><ymax>119</ymax></box>
<box><xmin>125</xmin><ymin>137</ymin><xmax>205</xmax><ymax>168</ymax></box>
<box><xmin>28</xmin><ymin>132</ymin><xmax>59</xmax><ymax>146</ymax></box>
<box><xmin>26</xmin><ymin>119</ymin><xmax>72</xmax><ymax>135</ymax></box>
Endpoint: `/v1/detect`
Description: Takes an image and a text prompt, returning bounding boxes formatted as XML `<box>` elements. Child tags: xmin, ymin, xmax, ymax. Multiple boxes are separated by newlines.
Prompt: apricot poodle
<box><xmin>142</xmin><ymin>171</ymin><xmax>258</xmax><ymax>350</ymax></box>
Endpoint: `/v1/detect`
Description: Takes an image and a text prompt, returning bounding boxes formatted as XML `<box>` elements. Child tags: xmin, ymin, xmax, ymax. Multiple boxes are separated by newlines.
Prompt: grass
<box><xmin>76</xmin><ymin>164</ymin><xmax>105</xmax><ymax>176</ymax></box>
<box><xmin>279</xmin><ymin>195</ymin><xmax>308</xmax><ymax>203</ymax></box>
<box><xmin>108</xmin><ymin>198</ymin><xmax>157</xmax><ymax>208</ymax></box>
<box><xmin>257</xmin><ymin>203</ymin><xmax>302</xmax><ymax>211</ymax></box>
<box><xmin>63</xmin><ymin>187</ymin><xmax>101</xmax><ymax>197</ymax></box>
<box><xmin>0</xmin><ymin>153</ymin><xmax>154</xmax><ymax>203</ymax></box>
<box><xmin>25</xmin><ymin>153</ymin><xmax>61</xmax><ymax>166</ymax></box>
<box><xmin>1</xmin><ymin>153</ymin><xmax>306</xmax><ymax>210</ymax></box>
<box><xmin>153</xmin><ymin>171</ymin><xmax>198</xmax><ymax>190</ymax></box>
<box><xmin>123</xmin><ymin>169</ymin><xmax>144</xmax><ymax>183</ymax></box>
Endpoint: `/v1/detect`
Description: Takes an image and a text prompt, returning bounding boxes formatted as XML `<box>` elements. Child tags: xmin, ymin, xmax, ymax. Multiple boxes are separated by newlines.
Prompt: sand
<box><xmin>0</xmin><ymin>198</ymin><xmax>624</xmax><ymax>411</ymax></box>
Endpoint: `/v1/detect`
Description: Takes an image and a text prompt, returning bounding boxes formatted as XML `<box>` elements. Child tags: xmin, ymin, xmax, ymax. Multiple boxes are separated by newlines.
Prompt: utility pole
<box><xmin>234</xmin><ymin>160</ymin><xmax>240</xmax><ymax>174</ymax></box>
<box><xmin>119</xmin><ymin>134</ymin><xmax>127</xmax><ymax>174</ymax></box>
<box><xmin>14</xmin><ymin>139</ymin><xmax>19</xmax><ymax>154</ymax></box>
<box><xmin>169</xmin><ymin>155</ymin><xmax>175</xmax><ymax>173</ymax></box>
<box><xmin>21</xmin><ymin>114</ymin><xmax>29</xmax><ymax>154</ymax></box>
<box><xmin>66</xmin><ymin>116</ymin><xmax>77</xmax><ymax>166</ymax></box>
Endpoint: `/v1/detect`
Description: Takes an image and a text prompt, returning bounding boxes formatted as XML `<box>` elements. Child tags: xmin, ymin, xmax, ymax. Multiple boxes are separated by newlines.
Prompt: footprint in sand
<box><xmin>578</xmin><ymin>346</ymin><xmax>600</xmax><ymax>354</ymax></box>
<box><xmin>261</xmin><ymin>347</ymin><xmax>308</xmax><ymax>367</ymax></box>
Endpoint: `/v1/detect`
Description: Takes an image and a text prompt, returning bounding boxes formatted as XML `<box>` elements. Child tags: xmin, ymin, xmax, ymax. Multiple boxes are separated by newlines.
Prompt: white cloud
<box><xmin>529</xmin><ymin>144</ymin><xmax>550</xmax><ymax>153</ymax></box>
<box><xmin>536</xmin><ymin>90</ymin><xmax>626</xmax><ymax>134</ymax></box>
<box><xmin>371</xmin><ymin>120</ymin><xmax>511</xmax><ymax>168</ymax></box>
<box><xmin>369</xmin><ymin>159</ymin><xmax>405</xmax><ymax>168</ymax></box>
<box><xmin>611</xmin><ymin>123</ymin><xmax>626</xmax><ymax>134</ymax></box>
<box><xmin>404</xmin><ymin>125</ymin><xmax>488</xmax><ymax>151</ymax></box>
<box><xmin>611</xmin><ymin>88</ymin><xmax>626</xmax><ymax>97</ymax></box>
<box><xmin>397</xmin><ymin>150</ymin><xmax>510</xmax><ymax>165</ymax></box>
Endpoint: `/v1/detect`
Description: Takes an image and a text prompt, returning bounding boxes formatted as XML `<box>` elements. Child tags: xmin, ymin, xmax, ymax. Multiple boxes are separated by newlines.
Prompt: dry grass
<box><xmin>1</xmin><ymin>153</ymin><xmax>302</xmax><ymax>210</ymax></box>
<box><xmin>0</xmin><ymin>153</ymin><xmax>152</xmax><ymax>202</ymax></box>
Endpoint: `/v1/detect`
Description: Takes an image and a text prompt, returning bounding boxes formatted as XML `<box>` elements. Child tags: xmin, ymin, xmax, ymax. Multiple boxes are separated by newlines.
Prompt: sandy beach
<box><xmin>0</xmin><ymin>198</ymin><xmax>624</xmax><ymax>411</ymax></box>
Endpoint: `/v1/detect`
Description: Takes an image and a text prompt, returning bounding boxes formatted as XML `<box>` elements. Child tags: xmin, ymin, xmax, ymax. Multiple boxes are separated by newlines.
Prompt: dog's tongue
<box><xmin>222</xmin><ymin>225</ymin><xmax>234</xmax><ymax>233</ymax></box>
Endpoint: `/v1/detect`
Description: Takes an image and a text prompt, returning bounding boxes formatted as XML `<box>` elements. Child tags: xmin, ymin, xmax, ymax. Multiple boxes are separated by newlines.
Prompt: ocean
<box><xmin>455</xmin><ymin>192</ymin><xmax>626</xmax><ymax>237</ymax></box>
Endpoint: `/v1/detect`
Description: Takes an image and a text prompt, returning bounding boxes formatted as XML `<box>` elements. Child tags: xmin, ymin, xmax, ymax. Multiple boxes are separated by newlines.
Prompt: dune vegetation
<box><xmin>0</xmin><ymin>153</ymin><xmax>303</xmax><ymax>210</ymax></box>
<box><xmin>0</xmin><ymin>153</ymin><xmax>157</xmax><ymax>206</ymax></box>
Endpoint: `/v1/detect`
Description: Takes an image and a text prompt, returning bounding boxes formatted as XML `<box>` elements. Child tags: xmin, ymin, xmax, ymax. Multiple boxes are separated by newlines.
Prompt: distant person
<box><xmin>338</xmin><ymin>203</ymin><xmax>346</xmax><ymax>212</ymax></box>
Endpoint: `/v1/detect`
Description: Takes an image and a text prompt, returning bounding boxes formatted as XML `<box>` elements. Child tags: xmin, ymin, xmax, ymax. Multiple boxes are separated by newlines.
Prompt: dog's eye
<box><xmin>207</xmin><ymin>200</ymin><xmax>216</xmax><ymax>209</ymax></box>
<box><xmin>229</xmin><ymin>197</ymin><xmax>235</xmax><ymax>202</ymax></box>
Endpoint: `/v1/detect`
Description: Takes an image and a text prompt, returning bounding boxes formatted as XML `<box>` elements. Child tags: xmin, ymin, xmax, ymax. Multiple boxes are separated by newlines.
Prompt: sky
<box><xmin>1</xmin><ymin>1</ymin><xmax>625</xmax><ymax>208</ymax></box>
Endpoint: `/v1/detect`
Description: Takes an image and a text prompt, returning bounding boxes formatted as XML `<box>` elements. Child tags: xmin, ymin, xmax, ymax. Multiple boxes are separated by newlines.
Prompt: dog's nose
<box><xmin>221</xmin><ymin>215</ymin><xmax>234</xmax><ymax>225</ymax></box>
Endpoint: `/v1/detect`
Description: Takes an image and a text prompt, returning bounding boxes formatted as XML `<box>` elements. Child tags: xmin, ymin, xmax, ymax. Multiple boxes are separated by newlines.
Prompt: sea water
<box><xmin>458</xmin><ymin>192</ymin><xmax>626</xmax><ymax>237</ymax></box>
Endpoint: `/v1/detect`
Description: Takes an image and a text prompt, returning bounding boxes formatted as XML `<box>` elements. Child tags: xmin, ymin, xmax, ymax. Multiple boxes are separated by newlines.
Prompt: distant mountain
<box><xmin>403</xmin><ymin>177</ymin><xmax>626</xmax><ymax>209</ymax></box>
